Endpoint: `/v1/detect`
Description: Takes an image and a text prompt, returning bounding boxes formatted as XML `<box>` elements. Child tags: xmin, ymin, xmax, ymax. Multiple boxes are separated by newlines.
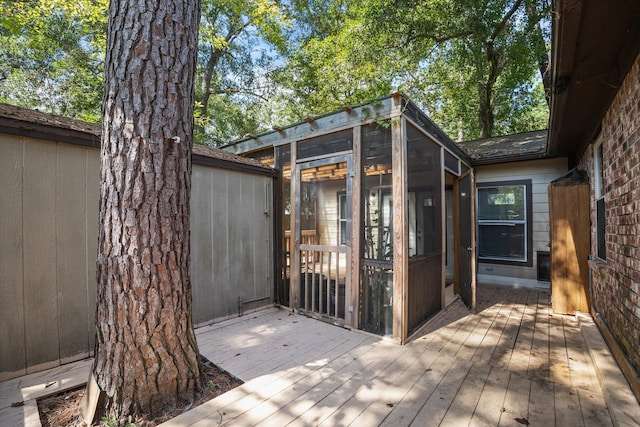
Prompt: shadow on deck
<box><xmin>1</xmin><ymin>284</ymin><xmax>638</xmax><ymax>426</ymax></box>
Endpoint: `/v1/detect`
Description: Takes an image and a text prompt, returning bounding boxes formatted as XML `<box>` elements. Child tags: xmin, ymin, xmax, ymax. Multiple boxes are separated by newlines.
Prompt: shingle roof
<box><xmin>0</xmin><ymin>103</ymin><xmax>101</xmax><ymax>135</ymax></box>
<box><xmin>192</xmin><ymin>143</ymin><xmax>272</xmax><ymax>170</ymax></box>
<box><xmin>457</xmin><ymin>129</ymin><xmax>549</xmax><ymax>165</ymax></box>
<box><xmin>0</xmin><ymin>103</ymin><xmax>270</xmax><ymax>170</ymax></box>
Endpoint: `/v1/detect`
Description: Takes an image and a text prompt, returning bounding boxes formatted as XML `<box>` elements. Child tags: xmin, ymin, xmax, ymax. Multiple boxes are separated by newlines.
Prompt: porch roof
<box><xmin>222</xmin><ymin>93</ymin><xmax>472</xmax><ymax>166</ymax></box>
<box><xmin>459</xmin><ymin>129</ymin><xmax>549</xmax><ymax>165</ymax></box>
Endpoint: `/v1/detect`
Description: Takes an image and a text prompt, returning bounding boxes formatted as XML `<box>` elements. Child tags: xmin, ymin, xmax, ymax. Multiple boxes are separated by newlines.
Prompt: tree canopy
<box><xmin>0</xmin><ymin>0</ymin><xmax>551</xmax><ymax>143</ymax></box>
<box><xmin>0</xmin><ymin>0</ymin><xmax>107</xmax><ymax>122</ymax></box>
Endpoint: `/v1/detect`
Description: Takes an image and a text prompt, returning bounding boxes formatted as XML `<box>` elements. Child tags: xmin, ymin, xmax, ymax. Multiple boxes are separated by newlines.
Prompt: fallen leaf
<box><xmin>500</xmin><ymin>406</ymin><xmax>506</xmax><ymax>413</ymax></box>
<box><xmin>11</xmin><ymin>401</ymin><xmax>24</xmax><ymax>407</ymax></box>
<box><xmin>386</xmin><ymin>403</ymin><xmax>394</xmax><ymax>408</ymax></box>
<box><xmin>234</xmin><ymin>353</ymin><xmax>241</xmax><ymax>357</ymax></box>
<box><xmin>514</xmin><ymin>417</ymin><xmax>530</xmax><ymax>425</ymax></box>
<box><xmin>45</xmin><ymin>381</ymin><xmax>56</xmax><ymax>388</ymax></box>
<box><xmin>283</xmin><ymin>344</ymin><xmax>288</xmax><ymax>347</ymax></box>
<box><xmin>425</xmin><ymin>368</ymin><xmax>433</xmax><ymax>372</ymax></box>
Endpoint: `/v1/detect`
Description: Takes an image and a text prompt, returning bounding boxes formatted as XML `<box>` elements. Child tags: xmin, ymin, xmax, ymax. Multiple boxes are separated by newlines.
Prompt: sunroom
<box><xmin>224</xmin><ymin>92</ymin><xmax>476</xmax><ymax>343</ymax></box>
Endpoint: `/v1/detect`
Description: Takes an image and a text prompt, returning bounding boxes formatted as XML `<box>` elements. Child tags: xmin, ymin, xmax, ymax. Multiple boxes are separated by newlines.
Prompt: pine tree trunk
<box><xmin>94</xmin><ymin>0</ymin><xmax>201</xmax><ymax>421</ymax></box>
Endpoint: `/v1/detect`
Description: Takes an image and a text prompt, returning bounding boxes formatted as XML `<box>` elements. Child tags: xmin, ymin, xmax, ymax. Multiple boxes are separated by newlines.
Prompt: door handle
<box><xmin>466</xmin><ymin>246</ymin><xmax>473</xmax><ymax>251</ymax></box>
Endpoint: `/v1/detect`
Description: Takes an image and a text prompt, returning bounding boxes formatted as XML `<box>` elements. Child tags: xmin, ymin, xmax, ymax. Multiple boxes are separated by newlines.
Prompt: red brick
<box><xmin>579</xmin><ymin>51</ymin><xmax>640</xmax><ymax>374</ymax></box>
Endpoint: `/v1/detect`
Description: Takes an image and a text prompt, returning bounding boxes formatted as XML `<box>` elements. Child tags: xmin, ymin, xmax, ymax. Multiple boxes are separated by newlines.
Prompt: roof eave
<box><xmin>470</xmin><ymin>152</ymin><xmax>552</xmax><ymax>167</ymax></box>
<box><xmin>547</xmin><ymin>0</ymin><xmax>640</xmax><ymax>163</ymax></box>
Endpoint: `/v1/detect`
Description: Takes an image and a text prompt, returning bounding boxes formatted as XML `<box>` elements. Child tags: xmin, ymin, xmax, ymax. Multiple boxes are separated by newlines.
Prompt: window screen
<box><xmin>477</xmin><ymin>182</ymin><xmax>530</xmax><ymax>263</ymax></box>
<box><xmin>297</xmin><ymin>130</ymin><xmax>352</xmax><ymax>160</ymax></box>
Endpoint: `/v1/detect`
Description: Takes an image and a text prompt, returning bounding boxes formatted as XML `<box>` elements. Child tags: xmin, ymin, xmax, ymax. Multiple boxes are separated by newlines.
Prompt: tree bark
<box><xmin>478</xmin><ymin>44</ymin><xmax>500</xmax><ymax>139</ymax></box>
<box><xmin>525</xmin><ymin>0</ymin><xmax>552</xmax><ymax>105</ymax></box>
<box><xmin>94</xmin><ymin>0</ymin><xmax>201</xmax><ymax>422</ymax></box>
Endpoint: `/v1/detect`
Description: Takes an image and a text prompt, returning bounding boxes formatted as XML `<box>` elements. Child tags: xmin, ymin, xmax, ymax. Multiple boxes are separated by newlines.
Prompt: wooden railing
<box><xmin>298</xmin><ymin>245</ymin><xmax>348</xmax><ymax>322</ymax></box>
<box><xmin>284</xmin><ymin>230</ymin><xmax>319</xmax><ymax>263</ymax></box>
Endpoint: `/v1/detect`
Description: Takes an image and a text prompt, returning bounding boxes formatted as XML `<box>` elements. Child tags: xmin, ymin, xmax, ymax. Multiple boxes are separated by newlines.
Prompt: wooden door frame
<box><xmin>292</xmin><ymin>153</ymin><xmax>354</xmax><ymax>326</ymax></box>
<box><xmin>453</xmin><ymin>168</ymin><xmax>477</xmax><ymax>313</ymax></box>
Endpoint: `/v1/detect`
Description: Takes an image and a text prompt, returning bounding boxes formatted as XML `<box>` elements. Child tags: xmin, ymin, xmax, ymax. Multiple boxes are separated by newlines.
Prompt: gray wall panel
<box><xmin>22</xmin><ymin>138</ymin><xmax>59</xmax><ymax>370</ymax></box>
<box><xmin>211</xmin><ymin>173</ymin><xmax>231</xmax><ymax>317</ymax></box>
<box><xmin>191</xmin><ymin>165</ymin><xmax>215</xmax><ymax>324</ymax></box>
<box><xmin>0</xmin><ymin>134</ymin><xmax>26</xmax><ymax>378</ymax></box>
<box><xmin>85</xmin><ymin>150</ymin><xmax>99</xmax><ymax>355</ymax></box>
<box><xmin>56</xmin><ymin>144</ymin><xmax>90</xmax><ymax>360</ymax></box>
<box><xmin>191</xmin><ymin>168</ymin><xmax>274</xmax><ymax>325</ymax></box>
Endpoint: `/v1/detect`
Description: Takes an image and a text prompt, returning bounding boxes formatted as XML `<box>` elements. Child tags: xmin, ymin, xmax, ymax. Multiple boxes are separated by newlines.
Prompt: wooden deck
<box><xmin>2</xmin><ymin>284</ymin><xmax>638</xmax><ymax>426</ymax></box>
<box><xmin>162</xmin><ymin>284</ymin><xmax>638</xmax><ymax>426</ymax></box>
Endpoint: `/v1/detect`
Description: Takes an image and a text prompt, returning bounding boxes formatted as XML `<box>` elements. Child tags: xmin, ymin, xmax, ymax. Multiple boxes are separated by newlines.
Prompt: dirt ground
<box><xmin>37</xmin><ymin>358</ymin><xmax>242</xmax><ymax>427</ymax></box>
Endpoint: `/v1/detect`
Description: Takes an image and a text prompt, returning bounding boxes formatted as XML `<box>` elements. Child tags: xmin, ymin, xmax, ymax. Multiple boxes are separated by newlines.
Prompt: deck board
<box><xmin>490</xmin><ymin>287</ymin><xmax>529</xmax><ymax>370</ymax></box>
<box><xmin>549</xmin><ymin>312</ymin><xmax>572</xmax><ymax>387</ymax></box>
<box><xmin>468</xmin><ymin>365</ymin><xmax>510</xmax><ymax>427</ymax></box>
<box><xmin>554</xmin><ymin>382</ymin><xmax>583</xmax><ymax>426</ymax></box>
<box><xmin>529</xmin><ymin>290</ymin><xmax>551</xmax><ymax>380</ymax></box>
<box><xmin>409</xmin><ymin>359</ymin><xmax>474</xmax><ymax>426</ymax></box>
<box><xmin>497</xmin><ymin>371</ymin><xmax>531</xmax><ymax>426</ymax></box>
<box><xmin>528</xmin><ymin>376</ymin><xmax>556</xmax><ymax>425</ymax></box>
<box><xmin>438</xmin><ymin>363</ymin><xmax>492</xmax><ymax>426</ymax></box>
<box><xmin>377</xmin><ymin>351</ymin><xmax>458</xmax><ymax>426</ymax></box>
<box><xmin>507</xmin><ymin>290</ymin><xmax>537</xmax><ymax>374</ymax></box>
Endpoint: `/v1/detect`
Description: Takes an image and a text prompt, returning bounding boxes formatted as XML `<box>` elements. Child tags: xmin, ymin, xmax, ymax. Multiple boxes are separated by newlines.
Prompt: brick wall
<box><xmin>578</xmin><ymin>52</ymin><xmax>640</xmax><ymax>375</ymax></box>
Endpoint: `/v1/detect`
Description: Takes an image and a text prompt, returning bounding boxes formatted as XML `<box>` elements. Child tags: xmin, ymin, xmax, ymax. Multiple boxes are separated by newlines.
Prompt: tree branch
<box><xmin>489</xmin><ymin>0</ymin><xmax>524</xmax><ymax>44</ymax></box>
<box><xmin>210</xmin><ymin>87</ymin><xmax>269</xmax><ymax>102</ymax></box>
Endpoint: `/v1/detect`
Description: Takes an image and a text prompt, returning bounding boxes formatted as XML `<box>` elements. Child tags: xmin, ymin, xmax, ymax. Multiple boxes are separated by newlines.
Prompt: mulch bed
<box><xmin>37</xmin><ymin>357</ymin><xmax>242</xmax><ymax>427</ymax></box>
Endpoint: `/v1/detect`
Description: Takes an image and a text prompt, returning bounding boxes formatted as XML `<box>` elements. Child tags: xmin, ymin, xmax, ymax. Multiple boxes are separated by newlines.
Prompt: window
<box><xmin>595</xmin><ymin>142</ymin><xmax>606</xmax><ymax>260</ymax></box>
<box><xmin>477</xmin><ymin>181</ymin><xmax>532</xmax><ymax>265</ymax></box>
<box><xmin>338</xmin><ymin>192</ymin><xmax>347</xmax><ymax>245</ymax></box>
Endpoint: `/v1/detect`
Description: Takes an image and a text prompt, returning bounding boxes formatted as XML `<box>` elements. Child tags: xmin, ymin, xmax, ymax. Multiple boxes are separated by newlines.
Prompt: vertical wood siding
<box><xmin>0</xmin><ymin>134</ymin><xmax>27</xmax><ymax>379</ymax></box>
<box><xmin>190</xmin><ymin>165</ymin><xmax>273</xmax><ymax>325</ymax></box>
<box><xmin>0</xmin><ymin>135</ymin><xmax>99</xmax><ymax>379</ymax></box>
<box><xmin>0</xmin><ymin>135</ymin><xmax>274</xmax><ymax>380</ymax></box>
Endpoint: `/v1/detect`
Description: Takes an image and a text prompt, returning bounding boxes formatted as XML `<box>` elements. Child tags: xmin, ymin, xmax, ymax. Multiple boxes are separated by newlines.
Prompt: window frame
<box><xmin>337</xmin><ymin>191</ymin><xmax>347</xmax><ymax>246</ymax></box>
<box><xmin>594</xmin><ymin>140</ymin><xmax>606</xmax><ymax>260</ymax></box>
<box><xmin>476</xmin><ymin>180</ymin><xmax>533</xmax><ymax>267</ymax></box>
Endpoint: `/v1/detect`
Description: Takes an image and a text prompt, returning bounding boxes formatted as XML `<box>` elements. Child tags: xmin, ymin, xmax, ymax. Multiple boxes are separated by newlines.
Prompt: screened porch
<box><xmin>224</xmin><ymin>93</ymin><xmax>476</xmax><ymax>343</ymax></box>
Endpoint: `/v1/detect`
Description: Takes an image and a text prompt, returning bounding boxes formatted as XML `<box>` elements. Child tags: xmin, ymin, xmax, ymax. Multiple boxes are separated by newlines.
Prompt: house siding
<box><xmin>474</xmin><ymin>158</ymin><xmax>568</xmax><ymax>286</ymax></box>
<box><xmin>578</xmin><ymin>52</ymin><xmax>640</xmax><ymax>375</ymax></box>
<box><xmin>317</xmin><ymin>180</ymin><xmax>343</xmax><ymax>246</ymax></box>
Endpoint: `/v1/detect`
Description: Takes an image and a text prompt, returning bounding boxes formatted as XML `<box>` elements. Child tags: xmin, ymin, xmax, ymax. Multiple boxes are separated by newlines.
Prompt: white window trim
<box><xmin>594</xmin><ymin>137</ymin><xmax>606</xmax><ymax>260</ymax></box>
<box><xmin>594</xmin><ymin>138</ymin><xmax>604</xmax><ymax>200</ymax></box>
